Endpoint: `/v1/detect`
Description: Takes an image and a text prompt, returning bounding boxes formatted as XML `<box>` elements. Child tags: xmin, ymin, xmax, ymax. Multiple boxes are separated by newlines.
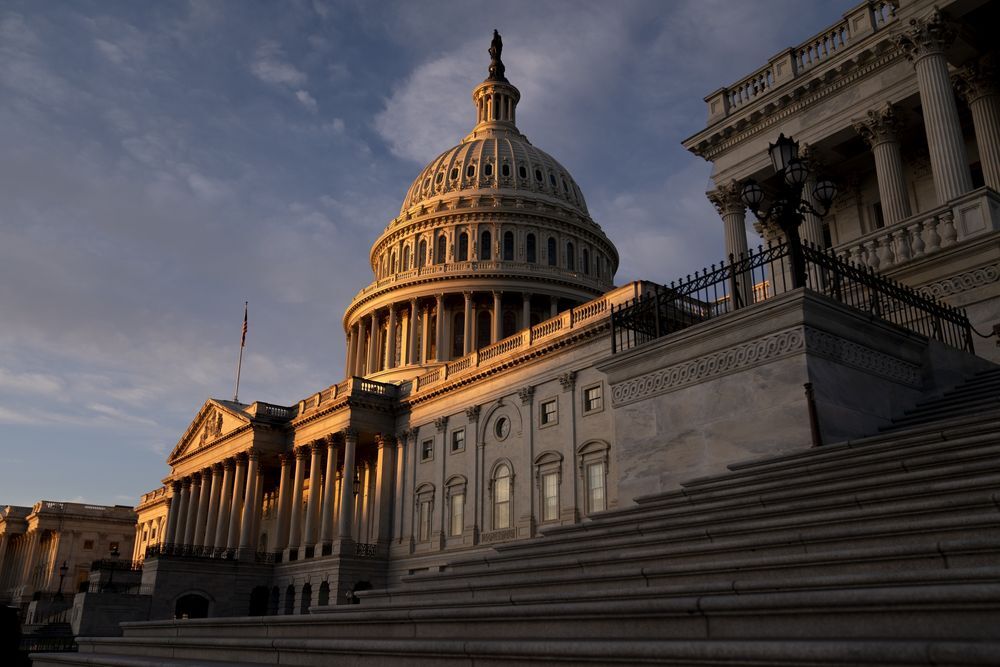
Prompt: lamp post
<box><xmin>56</xmin><ymin>561</ymin><xmax>68</xmax><ymax>601</ymax></box>
<box><xmin>740</xmin><ymin>134</ymin><xmax>837</xmax><ymax>289</ymax></box>
<box><xmin>106</xmin><ymin>544</ymin><xmax>120</xmax><ymax>593</ymax></box>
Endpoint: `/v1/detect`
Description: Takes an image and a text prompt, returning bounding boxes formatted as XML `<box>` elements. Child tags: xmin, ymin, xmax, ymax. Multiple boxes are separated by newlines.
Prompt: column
<box><xmin>522</xmin><ymin>293</ymin><xmax>532</xmax><ymax>330</ymax></box>
<box><xmin>491</xmin><ymin>291</ymin><xmax>502</xmax><ymax>343</ymax></box>
<box><xmin>353</xmin><ymin>319</ymin><xmax>366</xmax><ymax>376</ymax></box>
<box><xmin>956</xmin><ymin>58</ymin><xmax>1000</xmax><ymax>191</ymax></box>
<box><xmin>303</xmin><ymin>442</ymin><xmax>322</xmax><ymax>547</ymax></box>
<box><xmin>183</xmin><ymin>475</ymin><xmax>200</xmax><ymax>545</ymax></box>
<box><xmin>0</xmin><ymin>533</ymin><xmax>10</xmax><ymax>582</ymax></box>
<box><xmin>193</xmin><ymin>470</ymin><xmax>212</xmax><ymax>546</ymax></box>
<box><xmin>238</xmin><ymin>451</ymin><xmax>259</xmax><ymax>551</ymax></box>
<box><xmin>226</xmin><ymin>454</ymin><xmax>247</xmax><ymax>550</ymax></box>
<box><xmin>435</xmin><ymin>294</ymin><xmax>446</xmax><ymax>361</ymax></box>
<box><xmin>251</xmin><ymin>467</ymin><xmax>265</xmax><ymax>546</ymax></box>
<box><xmin>213</xmin><ymin>459</ymin><xmax>234</xmax><ymax>548</ymax></box>
<box><xmin>708</xmin><ymin>181</ymin><xmax>754</xmax><ymax>307</ymax></box>
<box><xmin>337</xmin><ymin>429</ymin><xmax>358</xmax><ymax>540</ymax></box>
<box><xmin>420</xmin><ymin>306</ymin><xmax>431</xmax><ymax>364</ymax></box>
<box><xmin>366</xmin><ymin>311</ymin><xmax>380</xmax><ymax>374</ymax></box>
<box><xmin>853</xmin><ymin>103</ymin><xmax>912</xmax><ymax>225</ymax></box>
<box><xmin>898</xmin><ymin>10</ymin><xmax>973</xmax><ymax>203</ymax></box>
<box><xmin>18</xmin><ymin>531</ymin><xmax>39</xmax><ymax>590</ymax></box>
<box><xmin>386</xmin><ymin>306</ymin><xmax>398</xmax><ymax>370</ymax></box>
<box><xmin>287</xmin><ymin>447</ymin><xmax>308</xmax><ymax>550</ymax></box>
<box><xmin>463</xmin><ymin>293</ymin><xmax>473</xmax><ymax>355</ymax></box>
<box><xmin>408</xmin><ymin>299</ymin><xmax>419</xmax><ymax>365</ymax></box>
<box><xmin>164</xmin><ymin>483</ymin><xmax>180</xmax><ymax>545</ymax></box>
<box><xmin>393</xmin><ymin>433</ymin><xmax>407</xmax><ymax>543</ymax></box>
<box><xmin>345</xmin><ymin>328</ymin><xmax>356</xmax><ymax>380</ymax></box>
<box><xmin>173</xmin><ymin>480</ymin><xmax>190</xmax><ymax>545</ymax></box>
<box><xmin>319</xmin><ymin>436</ymin><xmax>338</xmax><ymax>544</ymax></box>
<box><xmin>203</xmin><ymin>464</ymin><xmax>223</xmax><ymax>548</ymax></box>
<box><xmin>373</xmin><ymin>435</ymin><xmax>396</xmax><ymax>544</ymax></box>
<box><xmin>271</xmin><ymin>455</ymin><xmax>291</xmax><ymax>551</ymax></box>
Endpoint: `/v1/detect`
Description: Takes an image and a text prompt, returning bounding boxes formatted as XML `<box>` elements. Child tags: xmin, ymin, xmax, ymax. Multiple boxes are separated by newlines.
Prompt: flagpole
<box><xmin>234</xmin><ymin>301</ymin><xmax>247</xmax><ymax>403</ymax></box>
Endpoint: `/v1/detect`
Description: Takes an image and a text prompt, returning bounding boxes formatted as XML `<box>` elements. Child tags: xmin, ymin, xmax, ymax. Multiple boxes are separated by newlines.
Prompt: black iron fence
<box><xmin>612</xmin><ymin>241</ymin><xmax>973</xmax><ymax>354</ymax></box>
<box><xmin>19</xmin><ymin>635</ymin><xmax>77</xmax><ymax>653</ymax></box>
<box><xmin>85</xmin><ymin>581</ymin><xmax>154</xmax><ymax>595</ymax></box>
<box><xmin>90</xmin><ymin>558</ymin><xmax>142</xmax><ymax>572</ymax></box>
<box><xmin>145</xmin><ymin>543</ymin><xmax>236</xmax><ymax>560</ymax></box>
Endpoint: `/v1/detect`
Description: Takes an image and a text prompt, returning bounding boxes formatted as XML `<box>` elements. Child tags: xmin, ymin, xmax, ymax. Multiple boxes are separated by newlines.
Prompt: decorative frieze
<box><xmin>803</xmin><ymin>327</ymin><xmax>922</xmax><ymax>388</ymax></box>
<box><xmin>918</xmin><ymin>263</ymin><xmax>1000</xmax><ymax>299</ymax></box>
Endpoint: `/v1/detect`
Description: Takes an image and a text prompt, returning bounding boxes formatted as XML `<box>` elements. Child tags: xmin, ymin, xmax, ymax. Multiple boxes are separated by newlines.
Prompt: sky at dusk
<box><xmin>0</xmin><ymin>0</ymin><xmax>854</xmax><ymax>507</ymax></box>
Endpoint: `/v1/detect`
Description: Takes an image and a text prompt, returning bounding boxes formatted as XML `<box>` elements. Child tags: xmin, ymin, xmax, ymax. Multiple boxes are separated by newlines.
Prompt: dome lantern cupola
<box><xmin>472</xmin><ymin>30</ymin><xmax>520</xmax><ymax>131</ymax></box>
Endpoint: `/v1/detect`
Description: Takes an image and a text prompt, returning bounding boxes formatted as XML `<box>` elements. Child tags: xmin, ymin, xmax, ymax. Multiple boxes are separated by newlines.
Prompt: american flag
<box><xmin>241</xmin><ymin>302</ymin><xmax>248</xmax><ymax>348</ymax></box>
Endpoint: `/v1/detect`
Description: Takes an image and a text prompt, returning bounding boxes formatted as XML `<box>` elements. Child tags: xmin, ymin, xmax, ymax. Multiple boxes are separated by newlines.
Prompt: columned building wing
<box><xmin>683</xmin><ymin>0</ymin><xmax>1000</xmax><ymax>362</ymax></box>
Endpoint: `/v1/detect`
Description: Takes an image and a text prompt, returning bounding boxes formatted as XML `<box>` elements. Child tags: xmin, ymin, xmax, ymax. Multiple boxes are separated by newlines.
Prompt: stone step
<box><xmin>36</xmin><ymin>639</ymin><xmax>1000</xmax><ymax>667</ymax></box>
<box><xmin>895</xmin><ymin>396</ymin><xmax>1000</xmax><ymax>422</ymax></box>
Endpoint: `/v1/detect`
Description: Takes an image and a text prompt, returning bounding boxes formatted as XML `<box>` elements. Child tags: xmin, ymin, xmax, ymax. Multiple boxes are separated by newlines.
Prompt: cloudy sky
<box><xmin>0</xmin><ymin>0</ymin><xmax>852</xmax><ymax>508</ymax></box>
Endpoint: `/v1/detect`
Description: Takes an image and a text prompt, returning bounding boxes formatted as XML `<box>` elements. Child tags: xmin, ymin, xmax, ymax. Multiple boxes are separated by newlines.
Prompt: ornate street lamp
<box><xmin>106</xmin><ymin>544</ymin><xmax>121</xmax><ymax>592</ymax></box>
<box><xmin>56</xmin><ymin>561</ymin><xmax>68</xmax><ymax>600</ymax></box>
<box><xmin>352</xmin><ymin>472</ymin><xmax>361</xmax><ymax>496</ymax></box>
<box><xmin>740</xmin><ymin>134</ymin><xmax>837</xmax><ymax>288</ymax></box>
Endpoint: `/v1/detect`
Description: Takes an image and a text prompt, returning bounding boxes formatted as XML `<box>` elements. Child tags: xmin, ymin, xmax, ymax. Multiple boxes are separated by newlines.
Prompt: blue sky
<box><xmin>0</xmin><ymin>0</ymin><xmax>852</xmax><ymax>507</ymax></box>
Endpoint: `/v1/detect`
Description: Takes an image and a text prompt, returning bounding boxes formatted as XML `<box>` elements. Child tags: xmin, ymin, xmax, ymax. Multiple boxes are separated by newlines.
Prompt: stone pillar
<box><xmin>853</xmin><ymin>103</ymin><xmax>912</xmax><ymax>225</ymax></box>
<box><xmin>203</xmin><ymin>465</ymin><xmax>222</xmax><ymax>548</ymax></box>
<box><xmin>373</xmin><ymin>435</ymin><xmax>396</xmax><ymax>544</ymax></box>
<box><xmin>491</xmin><ymin>291</ymin><xmax>502</xmax><ymax>343</ymax></box>
<box><xmin>303</xmin><ymin>442</ymin><xmax>322</xmax><ymax>547</ymax></box>
<box><xmin>708</xmin><ymin>181</ymin><xmax>754</xmax><ymax>307</ymax></box>
<box><xmin>319</xmin><ymin>436</ymin><xmax>338</xmax><ymax>544</ymax></box>
<box><xmin>0</xmin><ymin>533</ymin><xmax>10</xmax><ymax>581</ymax></box>
<box><xmin>353</xmin><ymin>320</ymin><xmax>366</xmax><ymax>377</ymax></box>
<box><xmin>274</xmin><ymin>454</ymin><xmax>293</xmax><ymax>551</ymax></box>
<box><xmin>238</xmin><ymin>451</ymin><xmax>259</xmax><ymax>551</ymax></box>
<box><xmin>183</xmin><ymin>475</ymin><xmax>200</xmax><ymax>546</ymax></box>
<box><xmin>213</xmin><ymin>460</ymin><xmax>233</xmax><ymax>548</ymax></box>
<box><xmin>288</xmin><ymin>447</ymin><xmax>308</xmax><ymax>550</ymax></box>
<box><xmin>227</xmin><ymin>454</ymin><xmax>248</xmax><ymax>550</ymax></box>
<box><xmin>956</xmin><ymin>57</ymin><xmax>1000</xmax><ymax>191</ymax></box>
<box><xmin>19</xmin><ymin>531</ymin><xmax>39</xmax><ymax>589</ymax></box>
<box><xmin>386</xmin><ymin>307</ymin><xmax>398</xmax><ymax>369</ymax></box>
<box><xmin>337</xmin><ymin>429</ymin><xmax>358</xmax><ymax>540</ymax></box>
<box><xmin>898</xmin><ymin>10</ymin><xmax>973</xmax><ymax>204</ymax></box>
<box><xmin>174</xmin><ymin>480</ymin><xmax>190</xmax><ymax>545</ymax></box>
<box><xmin>193</xmin><ymin>470</ymin><xmax>212</xmax><ymax>546</ymax></box>
<box><xmin>463</xmin><ymin>292</ymin><xmax>473</xmax><ymax>355</ymax></box>
<box><xmin>420</xmin><ymin>306</ymin><xmax>431</xmax><ymax>364</ymax></box>
<box><xmin>435</xmin><ymin>294</ymin><xmax>446</xmax><ymax>361</ymax></box>
<box><xmin>366</xmin><ymin>311</ymin><xmax>380</xmax><ymax>374</ymax></box>
<box><xmin>165</xmin><ymin>482</ymin><xmax>181</xmax><ymax>545</ymax></box>
<box><xmin>522</xmin><ymin>293</ymin><xmax>532</xmax><ymax>330</ymax></box>
<box><xmin>345</xmin><ymin>327</ymin><xmax>356</xmax><ymax>380</ymax></box>
<box><xmin>408</xmin><ymin>299</ymin><xmax>419</xmax><ymax>365</ymax></box>
<box><xmin>393</xmin><ymin>432</ymin><xmax>408</xmax><ymax>543</ymax></box>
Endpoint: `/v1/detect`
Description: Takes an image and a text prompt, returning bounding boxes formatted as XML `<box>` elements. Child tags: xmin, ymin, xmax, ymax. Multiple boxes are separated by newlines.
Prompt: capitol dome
<box><xmin>343</xmin><ymin>31</ymin><xmax>619</xmax><ymax>382</ymax></box>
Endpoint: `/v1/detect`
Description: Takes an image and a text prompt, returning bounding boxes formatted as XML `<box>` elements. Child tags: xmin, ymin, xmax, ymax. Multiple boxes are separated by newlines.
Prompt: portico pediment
<box><xmin>168</xmin><ymin>399</ymin><xmax>251</xmax><ymax>464</ymax></box>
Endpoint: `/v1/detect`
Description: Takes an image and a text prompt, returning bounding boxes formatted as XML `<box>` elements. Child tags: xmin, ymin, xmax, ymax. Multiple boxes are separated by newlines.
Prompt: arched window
<box><xmin>390</xmin><ymin>251</ymin><xmax>397</xmax><ymax>274</ymax></box>
<box><xmin>175</xmin><ymin>593</ymin><xmax>209</xmax><ymax>619</ymax></box>
<box><xmin>518</xmin><ymin>165</ymin><xmax>527</xmax><ymax>179</ymax></box>
<box><xmin>458</xmin><ymin>232</ymin><xmax>469</xmax><ymax>261</ymax></box>
<box><xmin>284</xmin><ymin>585</ymin><xmax>295</xmax><ymax>615</ymax></box>
<box><xmin>526</xmin><ymin>234</ymin><xmax>536</xmax><ymax>263</ymax></box>
<box><xmin>566</xmin><ymin>242</ymin><xmax>575</xmax><ymax>271</ymax></box>
<box><xmin>402</xmin><ymin>246</ymin><xmax>410</xmax><ymax>271</ymax></box>
<box><xmin>452</xmin><ymin>311</ymin><xmax>465</xmax><ymax>358</ymax></box>
<box><xmin>268</xmin><ymin>587</ymin><xmax>280</xmax><ymax>616</ymax></box>
<box><xmin>435</xmin><ymin>235</ymin><xmax>446</xmax><ymax>264</ymax></box>
<box><xmin>300</xmin><ymin>583</ymin><xmax>311</xmax><ymax>615</ymax></box>
<box><xmin>501</xmin><ymin>163</ymin><xmax>510</xmax><ymax>177</ymax></box>
<box><xmin>318</xmin><ymin>582</ymin><xmax>330</xmax><ymax>607</ymax></box>
<box><xmin>547</xmin><ymin>237</ymin><xmax>557</xmax><ymax>266</ymax></box>
<box><xmin>503</xmin><ymin>231</ymin><xmax>514</xmax><ymax>261</ymax></box>
<box><xmin>418</xmin><ymin>239</ymin><xmax>427</xmax><ymax>268</ymax></box>
<box><xmin>249</xmin><ymin>586</ymin><xmax>268</xmax><ymax>616</ymax></box>
<box><xmin>492</xmin><ymin>464</ymin><xmax>512</xmax><ymax>530</ymax></box>
<box><xmin>476</xmin><ymin>310</ymin><xmax>491</xmax><ymax>349</ymax></box>
<box><xmin>502</xmin><ymin>310</ymin><xmax>516</xmax><ymax>338</ymax></box>
<box><xmin>480</xmin><ymin>230</ymin><xmax>492</xmax><ymax>260</ymax></box>
<box><xmin>582</xmin><ymin>248</ymin><xmax>590</xmax><ymax>275</ymax></box>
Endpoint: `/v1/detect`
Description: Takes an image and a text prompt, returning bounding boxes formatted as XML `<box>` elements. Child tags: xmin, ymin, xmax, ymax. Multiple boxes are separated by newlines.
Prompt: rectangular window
<box><xmin>542</xmin><ymin>472</ymin><xmax>559</xmax><ymax>522</ymax></box>
<box><xmin>83</xmin><ymin>540</ymin><xmax>94</xmax><ymax>550</ymax></box>
<box><xmin>587</xmin><ymin>462</ymin><xmax>606</xmax><ymax>513</ymax></box>
<box><xmin>421</xmin><ymin>438</ymin><xmax>434</xmax><ymax>462</ymax></box>
<box><xmin>871</xmin><ymin>202</ymin><xmax>885</xmax><ymax>230</ymax></box>
<box><xmin>541</xmin><ymin>399</ymin><xmax>558</xmax><ymax>426</ymax></box>
<box><xmin>583</xmin><ymin>385</ymin><xmax>603</xmax><ymax>413</ymax></box>
<box><xmin>151</xmin><ymin>526</ymin><xmax>157</xmax><ymax>539</ymax></box>
<box><xmin>142</xmin><ymin>530</ymin><xmax>148</xmax><ymax>542</ymax></box>
<box><xmin>451</xmin><ymin>429</ymin><xmax>465</xmax><ymax>453</ymax></box>
<box><xmin>418</xmin><ymin>500</ymin><xmax>432</xmax><ymax>541</ymax></box>
<box><xmin>450</xmin><ymin>493</ymin><xmax>465</xmax><ymax>536</ymax></box>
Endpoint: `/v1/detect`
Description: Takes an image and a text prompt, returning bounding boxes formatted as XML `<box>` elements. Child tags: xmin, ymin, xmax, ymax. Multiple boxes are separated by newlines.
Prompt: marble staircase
<box><xmin>34</xmin><ymin>369</ymin><xmax>1000</xmax><ymax>666</ymax></box>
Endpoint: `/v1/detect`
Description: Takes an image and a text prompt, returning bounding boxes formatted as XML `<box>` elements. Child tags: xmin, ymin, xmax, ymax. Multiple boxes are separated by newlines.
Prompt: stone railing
<box><xmin>480</xmin><ymin>528</ymin><xmax>516</xmax><ymax>544</ymax></box>
<box><xmin>708</xmin><ymin>1</ymin><xmax>897</xmax><ymax>121</ymax></box>
<box><xmin>409</xmin><ymin>283</ymin><xmax>641</xmax><ymax>393</ymax></box>
<box><xmin>138</xmin><ymin>488</ymin><xmax>167</xmax><ymax>507</ymax></box>
<box><xmin>296</xmin><ymin>377</ymin><xmax>396</xmax><ymax>418</ymax></box>
<box><xmin>834</xmin><ymin>188</ymin><xmax>1000</xmax><ymax>273</ymax></box>
<box><xmin>247</xmin><ymin>402</ymin><xmax>294</xmax><ymax>419</ymax></box>
<box><xmin>351</xmin><ymin>259</ymin><xmax>611</xmax><ymax>303</ymax></box>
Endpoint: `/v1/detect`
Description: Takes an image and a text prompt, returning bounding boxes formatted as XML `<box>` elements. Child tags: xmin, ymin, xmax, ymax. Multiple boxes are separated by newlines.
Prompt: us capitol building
<box><xmin>13</xmin><ymin>1</ymin><xmax>1000</xmax><ymax>663</ymax></box>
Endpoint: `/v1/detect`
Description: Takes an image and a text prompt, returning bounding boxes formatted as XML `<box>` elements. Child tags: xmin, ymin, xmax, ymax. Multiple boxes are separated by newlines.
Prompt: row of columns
<box><xmin>709</xmin><ymin>10</ymin><xmax>999</xmax><ymax>261</ymax></box>
<box><xmin>164</xmin><ymin>451</ymin><xmax>262</xmax><ymax>553</ymax></box>
<box><xmin>346</xmin><ymin>292</ymin><xmax>563</xmax><ymax>377</ymax></box>
<box><xmin>132</xmin><ymin>516</ymin><xmax>166</xmax><ymax>561</ymax></box>
<box><xmin>0</xmin><ymin>530</ymin><xmax>40</xmax><ymax>595</ymax></box>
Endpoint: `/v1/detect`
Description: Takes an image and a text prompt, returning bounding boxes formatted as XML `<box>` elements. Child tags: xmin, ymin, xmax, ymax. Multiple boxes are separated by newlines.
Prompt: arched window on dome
<box><xmin>457</xmin><ymin>232</ymin><xmax>469</xmax><ymax>262</ymax></box>
<box><xmin>526</xmin><ymin>234</ymin><xmax>537</xmax><ymax>263</ymax></box>
<box><xmin>566</xmin><ymin>242</ymin><xmax>576</xmax><ymax>271</ymax></box>
<box><xmin>391</xmin><ymin>250</ymin><xmax>398</xmax><ymax>274</ymax></box>
<box><xmin>492</xmin><ymin>463</ymin><xmax>512</xmax><ymax>530</ymax></box>
<box><xmin>501</xmin><ymin>163</ymin><xmax>510</xmax><ymax>178</ymax></box>
<box><xmin>502</xmin><ymin>310</ymin><xmax>516</xmax><ymax>339</ymax></box>
<box><xmin>418</xmin><ymin>239</ymin><xmax>427</xmax><ymax>268</ymax></box>
<box><xmin>518</xmin><ymin>165</ymin><xmax>527</xmax><ymax>179</ymax></box>
<box><xmin>435</xmin><ymin>235</ymin><xmax>446</xmax><ymax>265</ymax></box>
<box><xmin>403</xmin><ymin>246</ymin><xmax>410</xmax><ymax>271</ymax></box>
<box><xmin>480</xmin><ymin>230</ymin><xmax>492</xmax><ymax>261</ymax></box>
<box><xmin>547</xmin><ymin>237</ymin><xmax>557</xmax><ymax>266</ymax></box>
<box><xmin>582</xmin><ymin>248</ymin><xmax>590</xmax><ymax>276</ymax></box>
<box><xmin>452</xmin><ymin>312</ymin><xmax>464</xmax><ymax>358</ymax></box>
<box><xmin>502</xmin><ymin>231</ymin><xmax>514</xmax><ymax>261</ymax></box>
<box><xmin>476</xmin><ymin>310</ymin><xmax>491</xmax><ymax>349</ymax></box>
